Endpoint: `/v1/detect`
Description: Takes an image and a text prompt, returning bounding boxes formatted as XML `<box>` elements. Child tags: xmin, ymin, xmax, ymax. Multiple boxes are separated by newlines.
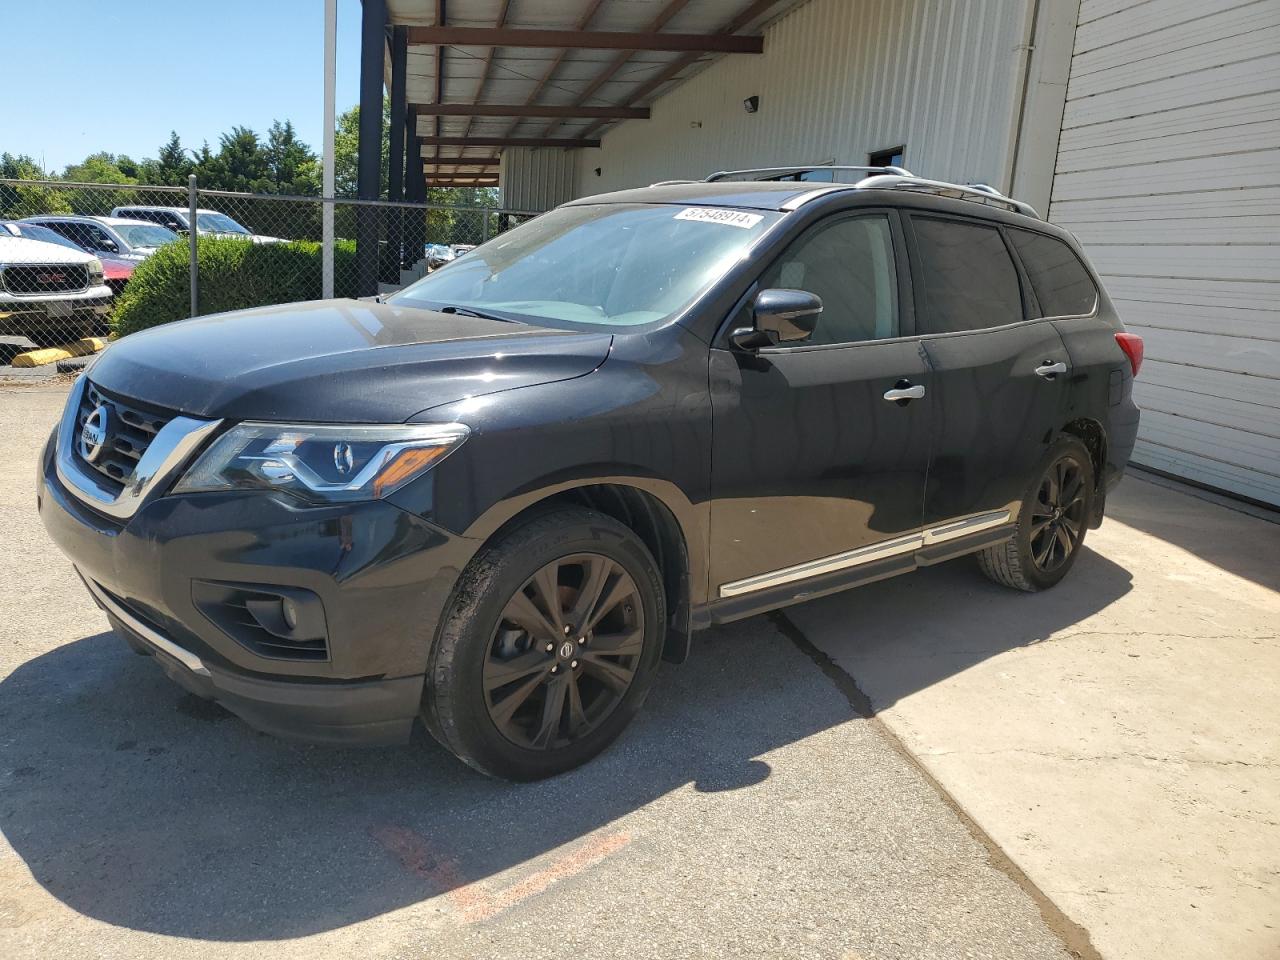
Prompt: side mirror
<box><xmin>729</xmin><ymin>288</ymin><xmax>823</xmax><ymax>351</ymax></box>
<box><xmin>98</xmin><ymin>239</ymin><xmax>119</xmax><ymax>253</ymax></box>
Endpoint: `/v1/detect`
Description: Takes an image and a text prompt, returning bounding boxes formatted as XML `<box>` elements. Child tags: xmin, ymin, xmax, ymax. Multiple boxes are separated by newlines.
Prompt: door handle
<box><xmin>883</xmin><ymin>382</ymin><xmax>926</xmax><ymax>403</ymax></box>
<box><xmin>1035</xmin><ymin>360</ymin><xmax>1068</xmax><ymax>378</ymax></box>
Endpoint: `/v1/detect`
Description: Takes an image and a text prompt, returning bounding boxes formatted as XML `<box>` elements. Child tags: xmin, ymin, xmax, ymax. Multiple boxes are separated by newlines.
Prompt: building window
<box><xmin>869</xmin><ymin>145</ymin><xmax>905</xmax><ymax>169</ymax></box>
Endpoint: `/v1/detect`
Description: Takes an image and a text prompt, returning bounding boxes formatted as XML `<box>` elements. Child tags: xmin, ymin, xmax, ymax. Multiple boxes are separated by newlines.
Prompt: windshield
<box><xmin>10</xmin><ymin>223</ymin><xmax>85</xmax><ymax>252</ymax></box>
<box><xmin>196</xmin><ymin>212</ymin><xmax>250</xmax><ymax>234</ymax></box>
<box><xmin>389</xmin><ymin>202</ymin><xmax>779</xmax><ymax>329</ymax></box>
<box><xmin>115</xmin><ymin>223</ymin><xmax>178</xmax><ymax>248</ymax></box>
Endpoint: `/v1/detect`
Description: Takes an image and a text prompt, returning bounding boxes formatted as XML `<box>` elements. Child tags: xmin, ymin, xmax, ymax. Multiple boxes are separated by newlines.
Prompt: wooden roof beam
<box><xmin>421</xmin><ymin>136</ymin><xmax>598</xmax><ymax>148</ymax></box>
<box><xmin>406</xmin><ymin>26</ymin><xmax>763</xmax><ymax>53</ymax></box>
<box><xmin>417</xmin><ymin>103</ymin><xmax>649</xmax><ymax>119</ymax></box>
<box><xmin>540</xmin><ymin>0</ymin><xmax>691</xmax><ymax>138</ymax></box>
<box><xmin>576</xmin><ymin>0</ymin><xmax>782</xmax><ymax>143</ymax></box>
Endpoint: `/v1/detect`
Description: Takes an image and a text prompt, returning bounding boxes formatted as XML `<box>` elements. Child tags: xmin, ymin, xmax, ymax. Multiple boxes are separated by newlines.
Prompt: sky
<box><xmin>2</xmin><ymin>0</ymin><xmax>365</xmax><ymax>172</ymax></box>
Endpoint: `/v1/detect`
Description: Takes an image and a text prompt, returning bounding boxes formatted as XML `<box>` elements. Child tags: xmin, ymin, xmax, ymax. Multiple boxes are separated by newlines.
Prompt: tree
<box><xmin>62</xmin><ymin>152</ymin><xmax>137</xmax><ymax>184</ymax></box>
<box><xmin>153</xmin><ymin>131</ymin><xmax>192</xmax><ymax>186</ymax></box>
<box><xmin>264</xmin><ymin>120</ymin><xmax>319</xmax><ymax>195</ymax></box>
<box><xmin>332</xmin><ymin>99</ymin><xmax>389</xmax><ymax>198</ymax></box>
<box><xmin>0</xmin><ymin>152</ymin><xmax>71</xmax><ymax>218</ymax></box>
<box><xmin>202</xmin><ymin>126</ymin><xmax>270</xmax><ymax>192</ymax></box>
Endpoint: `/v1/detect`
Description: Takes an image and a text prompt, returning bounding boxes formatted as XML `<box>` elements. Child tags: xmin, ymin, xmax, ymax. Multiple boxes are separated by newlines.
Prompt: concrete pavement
<box><xmin>788</xmin><ymin>476</ymin><xmax>1280</xmax><ymax>960</ymax></box>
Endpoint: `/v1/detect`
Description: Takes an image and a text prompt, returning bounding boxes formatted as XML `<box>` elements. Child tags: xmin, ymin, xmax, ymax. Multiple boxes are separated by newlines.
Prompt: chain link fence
<box><xmin>0</xmin><ymin>177</ymin><xmax>539</xmax><ymax>356</ymax></box>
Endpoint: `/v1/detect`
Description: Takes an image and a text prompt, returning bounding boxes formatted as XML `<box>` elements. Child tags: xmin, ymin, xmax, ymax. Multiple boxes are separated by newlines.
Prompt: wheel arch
<box><xmin>1059</xmin><ymin>417</ymin><xmax>1108</xmax><ymax>527</ymax></box>
<box><xmin>464</xmin><ymin>479</ymin><xmax>701</xmax><ymax>664</ymax></box>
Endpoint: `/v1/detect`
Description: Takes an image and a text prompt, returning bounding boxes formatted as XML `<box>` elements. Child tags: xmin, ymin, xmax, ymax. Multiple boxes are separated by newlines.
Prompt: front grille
<box><xmin>74</xmin><ymin>380</ymin><xmax>178</xmax><ymax>494</ymax></box>
<box><xmin>2</xmin><ymin>263</ymin><xmax>90</xmax><ymax>294</ymax></box>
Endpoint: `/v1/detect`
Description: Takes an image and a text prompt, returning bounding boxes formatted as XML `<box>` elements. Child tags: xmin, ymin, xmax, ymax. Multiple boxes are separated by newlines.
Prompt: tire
<box><xmin>423</xmin><ymin>506</ymin><xmax>666</xmax><ymax>780</ymax></box>
<box><xmin>977</xmin><ymin>438</ymin><xmax>1095</xmax><ymax>593</ymax></box>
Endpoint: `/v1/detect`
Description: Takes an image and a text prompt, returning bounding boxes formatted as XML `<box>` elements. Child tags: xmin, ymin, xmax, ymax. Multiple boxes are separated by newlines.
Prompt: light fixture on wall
<box><xmin>743</xmin><ymin>95</ymin><xmax>760</xmax><ymax>114</ymax></box>
<box><xmin>690</xmin><ymin>121</ymin><xmax>703</xmax><ymax>129</ymax></box>
<box><xmin>594</xmin><ymin>167</ymin><xmax>602</xmax><ymax>177</ymax></box>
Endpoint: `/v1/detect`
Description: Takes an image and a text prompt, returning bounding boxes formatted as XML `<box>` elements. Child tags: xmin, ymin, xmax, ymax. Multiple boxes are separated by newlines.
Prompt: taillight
<box><xmin>1115</xmin><ymin>332</ymin><xmax>1143</xmax><ymax>377</ymax></box>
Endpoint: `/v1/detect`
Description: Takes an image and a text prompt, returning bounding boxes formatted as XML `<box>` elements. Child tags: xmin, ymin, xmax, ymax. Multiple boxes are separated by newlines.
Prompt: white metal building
<box><xmin>374</xmin><ymin>0</ymin><xmax>1278</xmax><ymax>505</ymax></box>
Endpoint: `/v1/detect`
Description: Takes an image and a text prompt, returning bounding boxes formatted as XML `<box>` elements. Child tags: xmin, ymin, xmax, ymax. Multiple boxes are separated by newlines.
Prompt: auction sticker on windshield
<box><xmin>674</xmin><ymin>208</ymin><xmax>764</xmax><ymax>229</ymax></box>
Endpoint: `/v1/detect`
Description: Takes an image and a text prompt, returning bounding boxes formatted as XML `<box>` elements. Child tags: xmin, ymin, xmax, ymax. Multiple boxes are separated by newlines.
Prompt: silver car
<box><xmin>108</xmin><ymin>206</ymin><xmax>281</xmax><ymax>244</ymax></box>
<box><xmin>20</xmin><ymin>215</ymin><xmax>177</xmax><ymax>262</ymax></box>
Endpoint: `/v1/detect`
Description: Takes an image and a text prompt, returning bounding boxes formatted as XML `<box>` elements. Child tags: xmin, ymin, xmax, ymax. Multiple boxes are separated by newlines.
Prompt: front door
<box><xmin>708</xmin><ymin>211</ymin><xmax>931</xmax><ymax>604</ymax></box>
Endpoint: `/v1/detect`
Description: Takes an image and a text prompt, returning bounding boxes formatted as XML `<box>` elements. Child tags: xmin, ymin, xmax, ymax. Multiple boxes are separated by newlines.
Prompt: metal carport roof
<box><xmin>382</xmin><ymin>1</ymin><xmax>806</xmax><ymax>187</ymax></box>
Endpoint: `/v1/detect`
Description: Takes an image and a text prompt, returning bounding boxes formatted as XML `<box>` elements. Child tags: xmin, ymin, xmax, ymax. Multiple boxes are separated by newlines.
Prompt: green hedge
<box><xmin>112</xmin><ymin>237</ymin><xmax>358</xmax><ymax>337</ymax></box>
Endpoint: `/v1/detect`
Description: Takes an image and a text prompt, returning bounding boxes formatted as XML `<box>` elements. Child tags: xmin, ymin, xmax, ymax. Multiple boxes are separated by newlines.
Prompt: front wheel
<box><xmin>423</xmin><ymin>507</ymin><xmax>665</xmax><ymax>780</ymax></box>
<box><xmin>977</xmin><ymin>438</ymin><xmax>1095</xmax><ymax>592</ymax></box>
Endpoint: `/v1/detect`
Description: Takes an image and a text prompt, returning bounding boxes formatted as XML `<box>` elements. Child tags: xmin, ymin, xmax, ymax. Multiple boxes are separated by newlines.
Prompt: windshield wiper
<box><xmin>438</xmin><ymin>304</ymin><xmax>520</xmax><ymax>323</ymax></box>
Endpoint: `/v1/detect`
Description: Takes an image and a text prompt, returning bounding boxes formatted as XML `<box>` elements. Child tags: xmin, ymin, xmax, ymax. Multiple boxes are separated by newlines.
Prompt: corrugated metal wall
<box><xmin>572</xmin><ymin>0</ymin><xmax>1033</xmax><ymax>196</ymax></box>
<box><xmin>500</xmin><ymin>147</ymin><xmax>576</xmax><ymax>212</ymax></box>
<box><xmin>1049</xmin><ymin>0</ymin><xmax>1280</xmax><ymax>505</ymax></box>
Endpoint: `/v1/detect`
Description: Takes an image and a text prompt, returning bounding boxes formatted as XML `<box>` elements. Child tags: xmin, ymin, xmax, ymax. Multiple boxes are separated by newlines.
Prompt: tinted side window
<box><xmin>81</xmin><ymin>224</ymin><xmax>113</xmax><ymax>249</ymax></box>
<box><xmin>760</xmin><ymin>215</ymin><xmax>898</xmax><ymax>345</ymax></box>
<box><xmin>46</xmin><ymin>222</ymin><xmax>91</xmax><ymax>250</ymax></box>
<box><xmin>1009</xmin><ymin>229</ymin><xmax>1097</xmax><ymax>317</ymax></box>
<box><xmin>911</xmin><ymin>217</ymin><xmax>1023</xmax><ymax>334</ymax></box>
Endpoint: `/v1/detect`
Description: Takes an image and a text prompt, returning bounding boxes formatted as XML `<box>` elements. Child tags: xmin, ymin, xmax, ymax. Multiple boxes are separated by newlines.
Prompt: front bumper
<box><xmin>0</xmin><ymin>285</ymin><xmax>112</xmax><ymax>317</ymax></box>
<box><xmin>37</xmin><ymin>427</ymin><xmax>480</xmax><ymax>746</ymax></box>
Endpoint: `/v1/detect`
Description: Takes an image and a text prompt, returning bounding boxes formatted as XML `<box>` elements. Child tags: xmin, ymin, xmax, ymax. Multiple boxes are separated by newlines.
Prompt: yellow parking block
<box><xmin>11</xmin><ymin>337</ymin><xmax>106</xmax><ymax>368</ymax></box>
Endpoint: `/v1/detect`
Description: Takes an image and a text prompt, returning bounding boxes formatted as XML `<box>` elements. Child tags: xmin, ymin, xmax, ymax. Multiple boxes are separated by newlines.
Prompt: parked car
<box><xmin>424</xmin><ymin>242</ymin><xmax>455</xmax><ymax>270</ymax></box>
<box><xmin>13</xmin><ymin>216</ymin><xmax>171</xmax><ymax>296</ymax></box>
<box><xmin>39</xmin><ymin>167</ymin><xmax>1141</xmax><ymax>780</ymax></box>
<box><xmin>20</xmin><ymin>215</ymin><xmax>177</xmax><ymax>260</ymax></box>
<box><xmin>0</xmin><ymin>232</ymin><xmax>109</xmax><ymax>345</ymax></box>
<box><xmin>108</xmin><ymin>206</ymin><xmax>281</xmax><ymax>243</ymax></box>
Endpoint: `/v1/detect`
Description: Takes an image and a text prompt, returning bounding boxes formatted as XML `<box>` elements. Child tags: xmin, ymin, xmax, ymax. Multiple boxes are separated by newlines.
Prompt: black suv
<box><xmin>38</xmin><ymin>168</ymin><xmax>1142</xmax><ymax>780</ymax></box>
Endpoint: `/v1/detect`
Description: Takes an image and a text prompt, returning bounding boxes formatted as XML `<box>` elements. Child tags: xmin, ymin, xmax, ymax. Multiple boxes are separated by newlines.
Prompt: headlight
<box><xmin>173</xmin><ymin>422</ymin><xmax>469</xmax><ymax>503</ymax></box>
<box><xmin>86</xmin><ymin>258</ymin><xmax>104</xmax><ymax>284</ymax></box>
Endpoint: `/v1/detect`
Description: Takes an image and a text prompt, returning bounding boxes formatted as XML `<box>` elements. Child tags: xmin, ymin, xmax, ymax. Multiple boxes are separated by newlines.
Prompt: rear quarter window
<box><xmin>1008</xmin><ymin>229</ymin><xmax>1098</xmax><ymax>318</ymax></box>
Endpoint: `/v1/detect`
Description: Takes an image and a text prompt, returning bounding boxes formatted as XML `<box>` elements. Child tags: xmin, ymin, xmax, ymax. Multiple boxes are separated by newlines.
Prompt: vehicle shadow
<box><xmin>0</xmin><ymin>550</ymin><xmax>1131</xmax><ymax>942</ymax></box>
<box><xmin>784</xmin><ymin>545</ymin><xmax>1134</xmax><ymax>710</ymax></box>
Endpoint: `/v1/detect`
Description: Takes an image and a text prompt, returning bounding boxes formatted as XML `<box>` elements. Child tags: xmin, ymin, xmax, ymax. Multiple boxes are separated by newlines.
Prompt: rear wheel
<box><xmin>977</xmin><ymin>438</ymin><xmax>1094</xmax><ymax>592</ymax></box>
<box><xmin>423</xmin><ymin>507</ymin><xmax>665</xmax><ymax>780</ymax></box>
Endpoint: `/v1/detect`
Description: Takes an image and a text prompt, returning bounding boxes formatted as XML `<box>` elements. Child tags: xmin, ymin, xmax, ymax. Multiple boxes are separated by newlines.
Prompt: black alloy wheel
<box><xmin>977</xmin><ymin>437</ymin><xmax>1095</xmax><ymax>593</ymax></box>
<box><xmin>1028</xmin><ymin>455</ymin><xmax>1089</xmax><ymax>573</ymax></box>
<box><xmin>423</xmin><ymin>506</ymin><xmax>665</xmax><ymax>780</ymax></box>
<box><xmin>483</xmin><ymin>554</ymin><xmax>644</xmax><ymax>750</ymax></box>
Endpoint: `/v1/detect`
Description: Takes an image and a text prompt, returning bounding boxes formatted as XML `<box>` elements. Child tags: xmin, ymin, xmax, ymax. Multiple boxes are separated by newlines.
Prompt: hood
<box><xmin>0</xmin><ymin>235</ymin><xmax>97</xmax><ymax>264</ymax></box>
<box><xmin>89</xmin><ymin>298</ymin><xmax>612</xmax><ymax>423</ymax></box>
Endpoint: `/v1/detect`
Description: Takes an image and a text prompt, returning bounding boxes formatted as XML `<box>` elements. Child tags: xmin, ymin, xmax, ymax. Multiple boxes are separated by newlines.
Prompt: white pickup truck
<box><xmin>0</xmin><ymin>233</ymin><xmax>110</xmax><ymax>346</ymax></box>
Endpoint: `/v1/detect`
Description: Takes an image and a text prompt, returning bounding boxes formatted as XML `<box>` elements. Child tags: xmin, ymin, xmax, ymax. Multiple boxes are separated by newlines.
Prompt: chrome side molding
<box><xmin>718</xmin><ymin>510</ymin><xmax>1011</xmax><ymax>599</ymax></box>
<box><xmin>921</xmin><ymin>510</ymin><xmax>1011</xmax><ymax>546</ymax></box>
<box><xmin>55</xmin><ymin>375</ymin><xmax>222</xmax><ymax>520</ymax></box>
<box><xmin>83</xmin><ymin>574</ymin><xmax>210</xmax><ymax>678</ymax></box>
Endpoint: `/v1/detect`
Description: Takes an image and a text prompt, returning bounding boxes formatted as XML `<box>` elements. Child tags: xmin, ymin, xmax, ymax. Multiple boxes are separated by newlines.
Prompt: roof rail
<box><xmin>700</xmin><ymin>163</ymin><xmax>1040</xmax><ymax>219</ymax></box>
<box><xmin>852</xmin><ymin>174</ymin><xmax>1040</xmax><ymax>218</ymax></box>
<box><xmin>706</xmin><ymin>164</ymin><xmax>914</xmax><ymax>182</ymax></box>
<box><xmin>649</xmin><ymin>179</ymin><xmax>704</xmax><ymax>187</ymax></box>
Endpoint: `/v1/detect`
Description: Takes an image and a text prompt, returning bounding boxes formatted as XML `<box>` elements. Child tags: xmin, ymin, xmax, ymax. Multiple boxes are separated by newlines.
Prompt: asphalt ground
<box><xmin>0</xmin><ymin>381</ymin><xmax>1074</xmax><ymax>959</ymax></box>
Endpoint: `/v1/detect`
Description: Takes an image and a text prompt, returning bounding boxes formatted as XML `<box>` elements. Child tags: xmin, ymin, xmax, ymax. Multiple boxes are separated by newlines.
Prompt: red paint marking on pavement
<box><xmin>368</xmin><ymin>824</ymin><xmax>490</xmax><ymax>917</ymax></box>
<box><xmin>464</xmin><ymin>831</ymin><xmax>632</xmax><ymax>923</ymax></box>
<box><xmin>370</xmin><ymin>825</ymin><xmax>631</xmax><ymax>924</ymax></box>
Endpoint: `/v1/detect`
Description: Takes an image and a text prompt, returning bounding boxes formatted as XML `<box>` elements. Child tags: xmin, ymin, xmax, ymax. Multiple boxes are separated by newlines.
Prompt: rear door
<box><xmin>904</xmin><ymin>213</ymin><xmax>1071</xmax><ymax>527</ymax></box>
<box><xmin>709</xmin><ymin>210</ymin><xmax>932</xmax><ymax>604</ymax></box>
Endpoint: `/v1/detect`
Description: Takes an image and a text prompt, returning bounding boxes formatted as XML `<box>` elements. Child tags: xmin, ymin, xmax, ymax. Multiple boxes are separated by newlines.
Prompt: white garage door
<box><xmin>1049</xmin><ymin>0</ymin><xmax>1280</xmax><ymax>505</ymax></box>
